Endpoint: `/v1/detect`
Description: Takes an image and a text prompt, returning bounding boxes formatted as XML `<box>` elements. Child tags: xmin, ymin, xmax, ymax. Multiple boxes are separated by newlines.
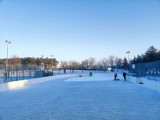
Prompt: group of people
<box><xmin>114</xmin><ymin>72</ymin><xmax>127</xmax><ymax>81</ymax></box>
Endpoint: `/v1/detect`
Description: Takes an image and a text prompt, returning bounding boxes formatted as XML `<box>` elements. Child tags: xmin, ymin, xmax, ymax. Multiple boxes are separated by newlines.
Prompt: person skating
<box><xmin>114</xmin><ymin>73</ymin><xmax>118</xmax><ymax>80</ymax></box>
<box><xmin>123</xmin><ymin>72</ymin><xmax>127</xmax><ymax>81</ymax></box>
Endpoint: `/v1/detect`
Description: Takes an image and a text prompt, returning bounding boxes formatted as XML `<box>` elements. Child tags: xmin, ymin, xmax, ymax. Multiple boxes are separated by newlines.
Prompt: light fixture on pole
<box><xmin>126</xmin><ymin>51</ymin><xmax>130</xmax><ymax>64</ymax></box>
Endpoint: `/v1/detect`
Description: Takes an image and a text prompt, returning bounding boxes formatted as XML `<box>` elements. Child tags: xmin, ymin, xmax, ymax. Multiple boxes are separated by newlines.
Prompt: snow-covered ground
<box><xmin>0</xmin><ymin>72</ymin><xmax>160</xmax><ymax>120</ymax></box>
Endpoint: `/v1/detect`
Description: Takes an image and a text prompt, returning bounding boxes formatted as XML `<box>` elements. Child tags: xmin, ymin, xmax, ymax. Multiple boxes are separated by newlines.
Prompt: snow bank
<box><xmin>7</xmin><ymin>80</ymin><xmax>28</xmax><ymax>90</ymax></box>
<box><xmin>0</xmin><ymin>74</ymin><xmax>78</xmax><ymax>92</ymax></box>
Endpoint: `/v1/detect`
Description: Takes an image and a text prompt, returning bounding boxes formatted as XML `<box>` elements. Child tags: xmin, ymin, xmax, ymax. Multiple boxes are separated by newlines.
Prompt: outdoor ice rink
<box><xmin>0</xmin><ymin>72</ymin><xmax>160</xmax><ymax>120</ymax></box>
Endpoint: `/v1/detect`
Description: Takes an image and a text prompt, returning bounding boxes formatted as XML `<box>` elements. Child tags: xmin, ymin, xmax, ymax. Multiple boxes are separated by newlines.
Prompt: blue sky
<box><xmin>0</xmin><ymin>0</ymin><xmax>160</xmax><ymax>62</ymax></box>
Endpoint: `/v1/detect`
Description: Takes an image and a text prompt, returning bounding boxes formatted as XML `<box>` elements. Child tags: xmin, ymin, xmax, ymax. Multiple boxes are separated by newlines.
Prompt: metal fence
<box><xmin>0</xmin><ymin>65</ymin><xmax>93</xmax><ymax>83</ymax></box>
<box><xmin>0</xmin><ymin>65</ymin><xmax>109</xmax><ymax>84</ymax></box>
<box><xmin>0</xmin><ymin>65</ymin><xmax>53</xmax><ymax>83</ymax></box>
<box><xmin>131</xmin><ymin>60</ymin><xmax>160</xmax><ymax>81</ymax></box>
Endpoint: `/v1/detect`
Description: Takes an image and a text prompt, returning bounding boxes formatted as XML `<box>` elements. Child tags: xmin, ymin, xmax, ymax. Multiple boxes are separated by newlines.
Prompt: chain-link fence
<box><xmin>0</xmin><ymin>65</ymin><xmax>54</xmax><ymax>83</ymax></box>
<box><xmin>0</xmin><ymin>65</ymin><xmax>91</xmax><ymax>84</ymax></box>
<box><xmin>131</xmin><ymin>60</ymin><xmax>160</xmax><ymax>81</ymax></box>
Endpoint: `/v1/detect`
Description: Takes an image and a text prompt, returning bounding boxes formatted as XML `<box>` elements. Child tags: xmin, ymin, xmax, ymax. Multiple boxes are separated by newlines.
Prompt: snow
<box><xmin>0</xmin><ymin>72</ymin><xmax>160</xmax><ymax>120</ymax></box>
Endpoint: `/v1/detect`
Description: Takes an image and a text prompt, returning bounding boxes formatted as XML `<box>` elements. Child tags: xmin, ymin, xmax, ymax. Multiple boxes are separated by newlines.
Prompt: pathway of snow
<box><xmin>0</xmin><ymin>73</ymin><xmax>160</xmax><ymax>120</ymax></box>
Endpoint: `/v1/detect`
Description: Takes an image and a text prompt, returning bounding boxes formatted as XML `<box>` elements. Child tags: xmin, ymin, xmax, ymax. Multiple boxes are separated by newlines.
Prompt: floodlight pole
<box><xmin>41</xmin><ymin>55</ymin><xmax>44</xmax><ymax>70</ymax></box>
<box><xmin>50</xmin><ymin>55</ymin><xmax>54</xmax><ymax>68</ymax></box>
<box><xmin>126</xmin><ymin>51</ymin><xmax>130</xmax><ymax>64</ymax></box>
<box><xmin>5</xmin><ymin>40</ymin><xmax>11</xmax><ymax>82</ymax></box>
<box><xmin>126</xmin><ymin>51</ymin><xmax>130</xmax><ymax>73</ymax></box>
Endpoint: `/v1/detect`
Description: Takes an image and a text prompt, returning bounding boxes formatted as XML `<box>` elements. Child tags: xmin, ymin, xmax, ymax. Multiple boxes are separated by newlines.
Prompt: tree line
<box><xmin>60</xmin><ymin>56</ymin><xmax>129</xmax><ymax>71</ymax></box>
<box><xmin>60</xmin><ymin>46</ymin><xmax>160</xmax><ymax>71</ymax></box>
<box><xmin>131</xmin><ymin>46</ymin><xmax>160</xmax><ymax>64</ymax></box>
<box><xmin>0</xmin><ymin>56</ymin><xmax>58</xmax><ymax>69</ymax></box>
<box><xmin>0</xmin><ymin>46</ymin><xmax>159</xmax><ymax>71</ymax></box>
<box><xmin>0</xmin><ymin>55</ymin><xmax>128</xmax><ymax>71</ymax></box>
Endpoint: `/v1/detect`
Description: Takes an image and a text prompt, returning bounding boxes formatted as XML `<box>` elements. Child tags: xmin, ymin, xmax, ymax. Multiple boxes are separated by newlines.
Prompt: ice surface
<box><xmin>0</xmin><ymin>72</ymin><xmax>160</xmax><ymax>120</ymax></box>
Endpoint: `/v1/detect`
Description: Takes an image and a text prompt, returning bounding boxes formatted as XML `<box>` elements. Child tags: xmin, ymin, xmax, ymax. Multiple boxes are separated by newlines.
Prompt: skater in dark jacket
<box><xmin>123</xmin><ymin>72</ymin><xmax>127</xmax><ymax>80</ymax></box>
<box><xmin>114</xmin><ymin>73</ymin><xmax>118</xmax><ymax>80</ymax></box>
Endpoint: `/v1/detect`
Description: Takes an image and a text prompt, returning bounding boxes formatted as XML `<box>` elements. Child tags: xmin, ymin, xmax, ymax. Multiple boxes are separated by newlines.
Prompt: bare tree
<box><xmin>10</xmin><ymin>55</ymin><xmax>21</xmax><ymax>66</ymax></box>
<box><xmin>88</xmin><ymin>57</ymin><xmax>96</xmax><ymax>69</ymax></box>
<box><xmin>60</xmin><ymin>61</ymin><xmax>68</xmax><ymax>74</ymax></box>
<box><xmin>69</xmin><ymin>60</ymin><xmax>80</xmax><ymax>72</ymax></box>
<box><xmin>81</xmin><ymin>57</ymin><xmax>96</xmax><ymax>70</ymax></box>
<box><xmin>115</xmin><ymin>57</ymin><xmax>123</xmax><ymax>69</ymax></box>
<box><xmin>108</xmin><ymin>55</ymin><xmax>115</xmax><ymax>69</ymax></box>
<box><xmin>81</xmin><ymin>59</ymin><xmax>89</xmax><ymax>69</ymax></box>
<box><xmin>98</xmin><ymin>58</ymin><xmax>109</xmax><ymax>71</ymax></box>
